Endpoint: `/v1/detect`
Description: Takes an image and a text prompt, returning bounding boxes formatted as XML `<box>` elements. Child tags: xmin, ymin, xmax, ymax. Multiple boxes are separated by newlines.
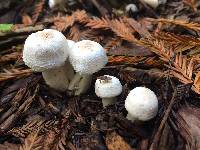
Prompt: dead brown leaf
<box><xmin>22</xmin><ymin>14</ymin><xmax>33</xmax><ymax>26</ymax></box>
<box><xmin>175</xmin><ymin>106</ymin><xmax>200</xmax><ymax>149</ymax></box>
<box><xmin>0</xmin><ymin>142</ymin><xmax>20</xmax><ymax>150</ymax></box>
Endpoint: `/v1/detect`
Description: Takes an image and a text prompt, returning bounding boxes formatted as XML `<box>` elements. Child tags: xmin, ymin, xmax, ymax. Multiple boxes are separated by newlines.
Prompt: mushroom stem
<box><xmin>126</xmin><ymin>113</ymin><xmax>136</xmax><ymax>122</ymax></box>
<box><xmin>75</xmin><ymin>75</ymin><xmax>92</xmax><ymax>95</ymax></box>
<box><xmin>68</xmin><ymin>72</ymin><xmax>82</xmax><ymax>91</ymax></box>
<box><xmin>68</xmin><ymin>73</ymin><xmax>92</xmax><ymax>95</ymax></box>
<box><xmin>102</xmin><ymin>97</ymin><xmax>116</xmax><ymax>108</ymax></box>
<box><xmin>42</xmin><ymin>63</ymin><xmax>70</xmax><ymax>91</ymax></box>
<box><xmin>65</xmin><ymin>61</ymin><xmax>74</xmax><ymax>81</ymax></box>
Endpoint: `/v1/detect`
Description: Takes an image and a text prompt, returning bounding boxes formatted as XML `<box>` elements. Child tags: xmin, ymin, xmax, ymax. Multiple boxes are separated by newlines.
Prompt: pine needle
<box><xmin>148</xmin><ymin>18</ymin><xmax>200</xmax><ymax>32</ymax></box>
<box><xmin>20</xmin><ymin>127</ymin><xmax>43</xmax><ymax>150</ymax></box>
<box><xmin>32</xmin><ymin>0</ymin><xmax>45</xmax><ymax>24</ymax></box>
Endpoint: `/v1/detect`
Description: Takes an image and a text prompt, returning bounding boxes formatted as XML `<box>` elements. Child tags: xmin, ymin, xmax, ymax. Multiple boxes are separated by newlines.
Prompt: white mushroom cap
<box><xmin>48</xmin><ymin>0</ymin><xmax>56</xmax><ymax>8</ymax></box>
<box><xmin>48</xmin><ymin>0</ymin><xmax>64</xmax><ymax>8</ymax></box>
<box><xmin>69</xmin><ymin>40</ymin><xmax>108</xmax><ymax>75</ymax></box>
<box><xmin>67</xmin><ymin>40</ymin><xmax>75</xmax><ymax>50</ymax></box>
<box><xmin>143</xmin><ymin>0</ymin><xmax>166</xmax><ymax>8</ymax></box>
<box><xmin>67</xmin><ymin>39</ymin><xmax>76</xmax><ymax>54</ymax></box>
<box><xmin>95</xmin><ymin>75</ymin><xmax>122</xmax><ymax>98</ymax></box>
<box><xmin>125</xmin><ymin>87</ymin><xmax>158</xmax><ymax>121</ymax></box>
<box><xmin>23</xmin><ymin>29</ymin><xmax>69</xmax><ymax>72</ymax></box>
<box><xmin>125</xmin><ymin>4</ymin><xmax>138</xmax><ymax>13</ymax></box>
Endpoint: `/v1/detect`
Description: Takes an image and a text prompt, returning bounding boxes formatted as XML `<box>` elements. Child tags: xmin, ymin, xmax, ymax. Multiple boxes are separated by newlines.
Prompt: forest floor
<box><xmin>1</xmin><ymin>0</ymin><xmax>200</xmax><ymax>150</ymax></box>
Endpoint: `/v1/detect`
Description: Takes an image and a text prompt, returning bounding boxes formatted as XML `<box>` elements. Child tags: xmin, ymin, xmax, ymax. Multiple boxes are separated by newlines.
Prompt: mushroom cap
<box><xmin>67</xmin><ymin>40</ymin><xmax>75</xmax><ymax>51</ymax></box>
<box><xmin>125</xmin><ymin>4</ymin><xmax>138</xmax><ymax>13</ymax></box>
<box><xmin>69</xmin><ymin>40</ymin><xmax>108</xmax><ymax>74</ymax></box>
<box><xmin>143</xmin><ymin>0</ymin><xmax>166</xmax><ymax>8</ymax></box>
<box><xmin>23</xmin><ymin>29</ymin><xmax>69</xmax><ymax>72</ymax></box>
<box><xmin>48</xmin><ymin>0</ymin><xmax>55</xmax><ymax>8</ymax></box>
<box><xmin>125</xmin><ymin>87</ymin><xmax>158</xmax><ymax>121</ymax></box>
<box><xmin>95</xmin><ymin>75</ymin><xmax>122</xmax><ymax>98</ymax></box>
<box><xmin>144</xmin><ymin>0</ymin><xmax>158</xmax><ymax>8</ymax></box>
<box><xmin>48</xmin><ymin>0</ymin><xmax>62</xmax><ymax>8</ymax></box>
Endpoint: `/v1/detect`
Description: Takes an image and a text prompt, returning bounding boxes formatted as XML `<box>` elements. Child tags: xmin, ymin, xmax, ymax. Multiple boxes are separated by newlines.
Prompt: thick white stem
<box><xmin>126</xmin><ymin>113</ymin><xmax>136</xmax><ymax>122</ymax></box>
<box><xmin>42</xmin><ymin>64</ymin><xmax>69</xmax><ymax>91</ymax></box>
<box><xmin>75</xmin><ymin>75</ymin><xmax>92</xmax><ymax>96</ymax></box>
<box><xmin>68</xmin><ymin>73</ymin><xmax>92</xmax><ymax>96</ymax></box>
<box><xmin>65</xmin><ymin>61</ymin><xmax>74</xmax><ymax>81</ymax></box>
<box><xmin>68</xmin><ymin>72</ymin><xmax>82</xmax><ymax>91</ymax></box>
<box><xmin>102</xmin><ymin>97</ymin><xmax>116</xmax><ymax>108</ymax></box>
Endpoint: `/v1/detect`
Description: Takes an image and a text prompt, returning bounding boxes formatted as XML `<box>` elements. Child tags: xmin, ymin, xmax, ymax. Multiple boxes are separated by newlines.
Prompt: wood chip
<box><xmin>105</xmin><ymin>131</ymin><xmax>134</xmax><ymax>150</ymax></box>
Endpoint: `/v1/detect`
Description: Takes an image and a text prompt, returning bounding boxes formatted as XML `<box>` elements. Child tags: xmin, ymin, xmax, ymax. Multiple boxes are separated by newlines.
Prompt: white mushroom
<box><xmin>125</xmin><ymin>87</ymin><xmax>158</xmax><ymax>122</ymax></box>
<box><xmin>48</xmin><ymin>0</ymin><xmax>75</xmax><ymax>9</ymax></box>
<box><xmin>143</xmin><ymin>0</ymin><xmax>166</xmax><ymax>8</ymax></box>
<box><xmin>125</xmin><ymin>4</ymin><xmax>138</xmax><ymax>13</ymax></box>
<box><xmin>48</xmin><ymin>0</ymin><xmax>56</xmax><ymax>8</ymax></box>
<box><xmin>48</xmin><ymin>0</ymin><xmax>65</xmax><ymax>9</ymax></box>
<box><xmin>95</xmin><ymin>75</ymin><xmax>122</xmax><ymax>108</ymax></box>
<box><xmin>68</xmin><ymin>40</ymin><xmax>108</xmax><ymax>95</ymax></box>
<box><xmin>23</xmin><ymin>29</ymin><xmax>71</xmax><ymax>91</ymax></box>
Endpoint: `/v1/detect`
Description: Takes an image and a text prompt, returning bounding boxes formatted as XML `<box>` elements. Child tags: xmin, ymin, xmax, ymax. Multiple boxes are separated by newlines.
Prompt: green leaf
<box><xmin>0</xmin><ymin>24</ymin><xmax>13</xmax><ymax>32</ymax></box>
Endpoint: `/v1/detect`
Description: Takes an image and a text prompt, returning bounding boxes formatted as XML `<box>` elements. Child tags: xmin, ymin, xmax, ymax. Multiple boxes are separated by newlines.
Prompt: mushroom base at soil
<box><xmin>65</xmin><ymin>61</ymin><xmax>75</xmax><ymax>81</ymax></box>
<box><xmin>126</xmin><ymin>113</ymin><xmax>136</xmax><ymax>122</ymax></box>
<box><xmin>67</xmin><ymin>72</ymin><xmax>92</xmax><ymax>95</ymax></box>
<box><xmin>102</xmin><ymin>97</ymin><xmax>116</xmax><ymax>108</ymax></box>
<box><xmin>42</xmin><ymin>61</ymin><xmax>74</xmax><ymax>91</ymax></box>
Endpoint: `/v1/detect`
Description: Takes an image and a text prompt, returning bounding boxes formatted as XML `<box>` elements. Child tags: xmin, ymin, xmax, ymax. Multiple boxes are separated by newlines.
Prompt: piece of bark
<box><xmin>105</xmin><ymin>131</ymin><xmax>134</xmax><ymax>150</ymax></box>
<box><xmin>158</xmin><ymin>123</ymin><xmax>175</xmax><ymax>150</ymax></box>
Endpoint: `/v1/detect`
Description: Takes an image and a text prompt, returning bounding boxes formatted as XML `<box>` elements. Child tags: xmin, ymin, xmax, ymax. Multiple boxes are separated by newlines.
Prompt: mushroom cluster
<box><xmin>94</xmin><ymin>78</ymin><xmax>158</xmax><ymax>122</ymax></box>
<box><xmin>23</xmin><ymin>29</ymin><xmax>108</xmax><ymax>95</ymax></box>
<box><xmin>23</xmin><ymin>29</ymin><xmax>159</xmax><ymax>123</ymax></box>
